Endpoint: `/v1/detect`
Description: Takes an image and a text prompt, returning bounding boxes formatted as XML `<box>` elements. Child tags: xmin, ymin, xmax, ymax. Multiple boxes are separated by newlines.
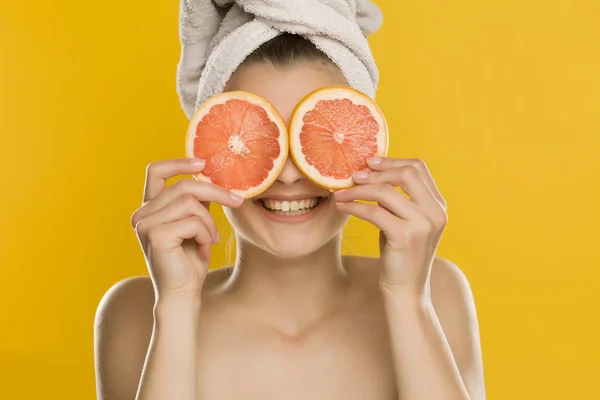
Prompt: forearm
<box><xmin>135</xmin><ymin>296</ymin><xmax>202</xmax><ymax>400</ymax></box>
<box><xmin>381</xmin><ymin>287</ymin><xmax>470</xmax><ymax>400</ymax></box>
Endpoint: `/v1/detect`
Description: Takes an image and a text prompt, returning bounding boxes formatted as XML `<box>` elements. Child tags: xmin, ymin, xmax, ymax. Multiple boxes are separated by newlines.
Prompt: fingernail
<box><xmin>353</xmin><ymin>171</ymin><xmax>369</xmax><ymax>180</ymax></box>
<box><xmin>230</xmin><ymin>192</ymin><xmax>244</xmax><ymax>203</ymax></box>
<box><xmin>334</xmin><ymin>189</ymin><xmax>346</xmax><ymax>195</ymax></box>
<box><xmin>190</xmin><ymin>158</ymin><xmax>205</xmax><ymax>167</ymax></box>
<box><xmin>367</xmin><ymin>156</ymin><xmax>382</xmax><ymax>165</ymax></box>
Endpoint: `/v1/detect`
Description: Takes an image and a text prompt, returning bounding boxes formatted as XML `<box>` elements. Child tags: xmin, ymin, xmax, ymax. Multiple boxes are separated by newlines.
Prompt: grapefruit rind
<box><xmin>185</xmin><ymin>91</ymin><xmax>289</xmax><ymax>199</ymax></box>
<box><xmin>289</xmin><ymin>86</ymin><xmax>389</xmax><ymax>190</ymax></box>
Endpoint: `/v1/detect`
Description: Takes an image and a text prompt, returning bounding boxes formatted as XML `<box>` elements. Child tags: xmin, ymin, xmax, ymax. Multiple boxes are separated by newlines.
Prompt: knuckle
<box><xmin>375</xmin><ymin>183</ymin><xmax>398</xmax><ymax>200</ymax></box>
<box><xmin>130</xmin><ymin>210</ymin><xmax>140</xmax><ymax>228</ymax></box>
<box><xmin>375</xmin><ymin>183</ymin><xmax>392</xmax><ymax>195</ymax></box>
<box><xmin>383</xmin><ymin>183</ymin><xmax>398</xmax><ymax>196</ymax></box>
<box><xmin>403</xmin><ymin>218</ymin><xmax>434</xmax><ymax>242</ymax></box>
<box><xmin>373</xmin><ymin>205</ymin><xmax>388</xmax><ymax>219</ymax></box>
<box><xmin>403</xmin><ymin>157</ymin><xmax>426</xmax><ymax>171</ymax></box>
<box><xmin>172</xmin><ymin>177</ymin><xmax>187</xmax><ymax>189</ymax></box>
<box><xmin>401</xmin><ymin>227</ymin><xmax>418</xmax><ymax>243</ymax></box>
<box><xmin>190</xmin><ymin>216</ymin><xmax>210</xmax><ymax>238</ymax></box>
<box><xmin>412</xmin><ymin>158</ymin><xmax>426</xmax><ymax>169</ymax></box>
<box><xmin>189</xmin><ymin>215</ymin><xmax>203</xmax><ymax>225</ymax></box>
<box><xmin>401</xmin><ymin>165</ymin><xmax>420</xmax><ymax>179</ymax></box>
<box><xmin>403</xmin><ymin>225</ymin><xmax>427</xmax><ymax>243</ymax></box>
<box><xmin>134</xmin><ymin>218</ymin><xmax>150</xmax><ymax>237</ymax></box>
<box><xmin>420</xmin><ymin>217</ymin><xmax>436</xmax><ymax>232</ymax></box>
<box><xmin>171</xmin><ymin>178</ymin><xmax>194</xmax><ymax>195</ymax></box>
<box><xmin>145</xmin><ymin>225</ymin><xmax>165</xmax><ymax>245</ymax></box>
<box><xmin>433</xmin><ymin>208</ymin><xmax>448</xmax><ymax>226</ymax></box>
<box><xmin>186</xmin><ymin>195</ymin><xmax>209</xmax><ymax>218</ymax></box>
<box><xmin>145</xmin><ymin>161</ymin><xmax>161</xmax><ymax>176</ymax></box>
<box><xmin>184</xmin><ymin>215</ymin><xmax>204</xmax><ymax>231</ymax></box>
<box><xmin>439</xmin><ymin>198</ymin><xmax>448</xmax><ymax>210</ymax></box>
<box><xmin>205</xmin><ymin>214</ymin><xmax>217</xmax><ymax>228</ymax></box>
<box><xmin>180</xmin><ymin>193</ymin><xmax>199</xmax><ymax>207</ymax></box>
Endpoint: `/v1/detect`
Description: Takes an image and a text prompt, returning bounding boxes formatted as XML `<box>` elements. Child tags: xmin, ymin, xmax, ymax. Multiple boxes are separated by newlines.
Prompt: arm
<box><xmin>135</xmin><ymin>294</ymin><xmax>202</xmax><ymax>400</ymax></box>
<box><xmin>97</xmin><ymin>157</ymin><xmax>241</xmax><ymax>399</ymax></box>
<box><xmin>333</xmin><ymin>156</ymin><xmax>486</xmax><ymax>400</ymax></box>
<box><xmin>381</xmin><ymin>258</ymin><xmax>485</xmax><ymax>400</ymax></box>
<box><xmin>94</xmin><ymin>277</ymin><xmax>202</xmax><ymax>400</ymax></box>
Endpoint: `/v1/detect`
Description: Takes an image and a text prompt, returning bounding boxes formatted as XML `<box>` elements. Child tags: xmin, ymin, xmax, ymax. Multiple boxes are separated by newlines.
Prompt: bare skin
<box><xmin>94</xmin><ymin>61</ymin><xmax>485</xmax><ymax>400</ymax></box>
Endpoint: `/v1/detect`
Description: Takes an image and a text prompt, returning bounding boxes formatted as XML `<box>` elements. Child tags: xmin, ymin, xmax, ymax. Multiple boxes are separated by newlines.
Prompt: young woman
<box><xmin>94</xmin><ymin>5</ymin><xmax>485</xmax><ymax>400</ymax></box>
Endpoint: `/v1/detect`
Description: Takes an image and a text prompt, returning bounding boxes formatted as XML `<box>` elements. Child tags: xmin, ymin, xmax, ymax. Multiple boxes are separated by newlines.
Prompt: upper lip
<box><xmin>255</xmin><ymin>194</ymin><xmax>328</xmax><ymax>201</ymax></box>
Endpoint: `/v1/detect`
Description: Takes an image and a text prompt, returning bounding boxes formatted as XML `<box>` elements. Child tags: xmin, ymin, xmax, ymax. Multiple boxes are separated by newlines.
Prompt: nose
<box><xmin>276</xmin><ymin>157</ymin><xmax>305</xmax><ymax>186</ymax></box>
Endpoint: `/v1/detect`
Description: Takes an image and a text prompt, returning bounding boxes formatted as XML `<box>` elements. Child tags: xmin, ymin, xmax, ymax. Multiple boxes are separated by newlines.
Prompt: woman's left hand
<box><xmin>334</xmin><ymin>156</ymin><xmax>448</xmax><ymax>296</ymax></box>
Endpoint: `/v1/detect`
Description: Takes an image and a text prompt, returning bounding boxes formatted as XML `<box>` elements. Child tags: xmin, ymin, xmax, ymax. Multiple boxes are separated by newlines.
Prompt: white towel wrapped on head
<box><xmin>176</xmin><ymin>0</ymin><xmax>383</xmax><ymax>119</ymax></box>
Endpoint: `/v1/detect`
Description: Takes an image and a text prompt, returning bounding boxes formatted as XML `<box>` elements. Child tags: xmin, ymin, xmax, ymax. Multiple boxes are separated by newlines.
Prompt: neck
<box><xmin>225</xmin><ymin>235</ymin><xmax>350</xmax><ymax>336</ymax></box>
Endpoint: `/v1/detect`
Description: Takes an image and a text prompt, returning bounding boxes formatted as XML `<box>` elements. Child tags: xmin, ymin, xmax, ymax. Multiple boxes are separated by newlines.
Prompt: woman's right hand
<box><xmin>130</xmin><ymin>158</ymin><xmax>244</xmax><ymax>300</ymax></box>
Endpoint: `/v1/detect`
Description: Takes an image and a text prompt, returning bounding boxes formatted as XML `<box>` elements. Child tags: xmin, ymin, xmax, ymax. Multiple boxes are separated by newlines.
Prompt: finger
<box><xmin>351</xmin><ymin>166</ymin><xmax>441</xmax><ymax>213</ymax></box>
<box><xmin>143</xmin><ymin>158</ymin><xmax>206</xmax><ymax>203</ymax></box>
<box><xmin>135</xmin><ymin>193</ymin><xmax>219</xmax><ymax>247</ymax></box>
<box><xmin>196</xmin><ymin>241</ymin><xmax>212</xmax><ymax>261</ymax></box>
<box><xmin>335</xmin><ymin>200</ymin><xmax>407</xmax><ymax>236</ymax></box>
<box><xmin>183</xmin><ymin>237</ymin><xmax>212</xmax><ymax>263</ymax></box>
<box><xmin>146</xmin><ymin>215</ymin><xmax>213</xmax><ymax>255</ymax></box>
<box><xmin>132</xmin><ymin>179</ymin><xmax>244</xmax><ymax>227</ymax></box>
<box><xmin>334</xmin><ymin>183</ymin><xmax>422</xmax><ymax>220</ymax></box>
<box><xmin>365</xmin><ymin>157</ymin><xmax>446</xmax><ymax>210</ymax></box>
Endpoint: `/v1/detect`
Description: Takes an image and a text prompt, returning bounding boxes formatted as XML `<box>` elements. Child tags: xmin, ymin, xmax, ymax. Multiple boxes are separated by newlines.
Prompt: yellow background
<box><xmin>1</xmin><ymin>0</ymin><xmax>598</xmax><ymax>398</ymax></box>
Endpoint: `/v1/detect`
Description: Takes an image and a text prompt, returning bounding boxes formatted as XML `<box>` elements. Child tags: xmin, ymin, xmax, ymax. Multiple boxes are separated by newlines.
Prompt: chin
<box><xmin>223</xmin><ymin>194</ymin><xmax>350</xmax><ymax>259</ymax></box>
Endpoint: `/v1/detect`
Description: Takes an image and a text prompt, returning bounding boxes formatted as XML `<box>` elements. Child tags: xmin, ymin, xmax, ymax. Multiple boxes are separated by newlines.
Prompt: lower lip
<box><xmin>255</xmin><ymin>198</ymin><xmax>328</xmax><ymax>223</ymax></box>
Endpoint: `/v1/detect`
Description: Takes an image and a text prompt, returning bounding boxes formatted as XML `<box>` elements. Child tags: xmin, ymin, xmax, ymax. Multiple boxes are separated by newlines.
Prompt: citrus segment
<box><xmin>289</xmin><ymin>86</ymin><xmax>388</xmax><ymax>189</ymax></box>
<box><xmin>185</xmin><ymin>91</ymin><xmax>288</xmax><ymax>198</ymax></box>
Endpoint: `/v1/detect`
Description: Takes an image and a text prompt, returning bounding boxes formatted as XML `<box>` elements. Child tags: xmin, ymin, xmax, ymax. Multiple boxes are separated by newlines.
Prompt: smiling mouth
<box><xmin>254</xmin><ymin>197</ymin><xmax>327</xmax><ymax>216</ymax></box>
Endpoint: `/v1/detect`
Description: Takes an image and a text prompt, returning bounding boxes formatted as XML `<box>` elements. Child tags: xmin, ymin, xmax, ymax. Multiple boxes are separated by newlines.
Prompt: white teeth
<box><xmin>260</xmin><ymin>197</ymin><xmax>322</xmax><ymax>213</ymax></box>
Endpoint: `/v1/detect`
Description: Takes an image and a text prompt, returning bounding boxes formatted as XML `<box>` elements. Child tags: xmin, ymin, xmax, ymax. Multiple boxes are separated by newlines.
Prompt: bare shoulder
<box><xmin>346</xmin><ymin>256</ymin><xmax>485</xmax><ymax>397</ymax></box>
<box><xmin>343</xmin><ymin>254</ymin><xmax>475</xmax><ymax>302</ymax></box>
<box><xmin>430</xmin><ymin>257</ymin><xmax>472</xmax><ymax>303</ymax></box>
<box><xmin>95</xmin><ymin>276</ymin><xmax>155</xmax><ymax>338</ymax></box>
<box><xmin>428</xmin><ymin>257</ymin><xmax>481</xmax><ymax>340</ymax></box>
<box><xmin>429</xmin><ymin>258</ymin><xmax>486</xmax><ymax>399</ymax></box>
<box><xmin>93</xmin><ymin>268</ymin><xmax>232</xmax><ymax>398</ymax></box>
<box><xmin>94</xmin><ymin>268</ymin><xmax>232</xmax><ymax>342</ymax></box>
<box><xmin>94</xmin><ymin>276</ymin><xmax>155</xmax><ymax>342</ymax></box>
<box><xmin>344</xmin><ymin>254</ymin><xmax>479</xmax><ymax>328</ymax></box>
<box><xmin>94</xmin><ymin>276</ymin><xmax>155</xmax><ymax>399</ymax></box>
<box><xmin>94</xmin><ymin>267</ymin><xmax>232</xmax><ymax>346</ymax></box>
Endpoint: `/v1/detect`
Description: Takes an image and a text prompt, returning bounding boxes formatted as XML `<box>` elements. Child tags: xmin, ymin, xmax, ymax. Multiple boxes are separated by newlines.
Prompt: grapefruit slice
<box><xmin>289</xmin><ymin>86</ymin><xmax>388</xmax><ymax>190</ymax></box>
<box><xmin>185</xmin><ymin>91</ymin><xmax>288</xmax><ymax>198</ymax></box>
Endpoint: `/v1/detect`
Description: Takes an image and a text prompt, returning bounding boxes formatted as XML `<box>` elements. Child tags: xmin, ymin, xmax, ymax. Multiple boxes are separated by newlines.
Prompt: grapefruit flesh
<box><xmin>289</xmin><ymin>86</ymin><xmax>388</xmax><ymax>190</ymax></box>
<box><xmin>185</xmin><ymin>91</ymin><xmax>288</xmax><ymax>198</ymax></box>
